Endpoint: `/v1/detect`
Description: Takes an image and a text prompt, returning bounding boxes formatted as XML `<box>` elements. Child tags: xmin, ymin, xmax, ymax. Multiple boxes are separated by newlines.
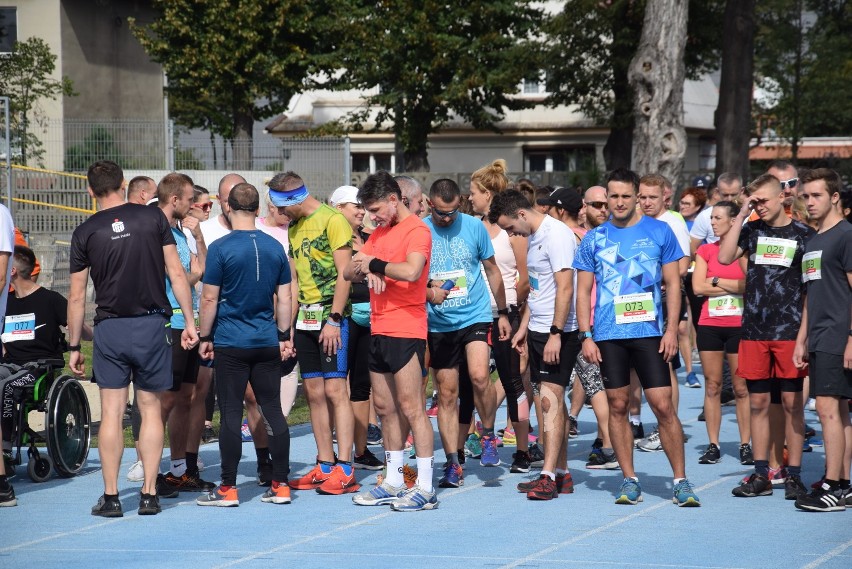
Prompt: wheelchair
<box><xmin>1</xmin><ymin>358</ymin><xmax>91</xmax><ymax>482</ymax></box>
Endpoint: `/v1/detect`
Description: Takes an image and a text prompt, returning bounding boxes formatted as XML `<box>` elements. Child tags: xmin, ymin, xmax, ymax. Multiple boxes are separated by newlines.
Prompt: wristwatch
<box><xmin>497</xmin><ymin>308</ymin><xmax>509</xmax><ymax>316</ymax></box>
<box><xmin>328</xmin><ymin>312</ymin><xmax>343</xmax><ymax>323</ymax></box>
<box><xmin>712</xmin><ymin>276</ymin><xmax>720</xmax><ymax>287</ymax></box>
<box><xmin>578</xmin><ymin>331</ymin><xmax>593</xmax><ymax>341</ymax></box>
<box><xmin>549</xmin><ymin>325</ymin><xmax>561</xmax><ymax>336</ymax></box>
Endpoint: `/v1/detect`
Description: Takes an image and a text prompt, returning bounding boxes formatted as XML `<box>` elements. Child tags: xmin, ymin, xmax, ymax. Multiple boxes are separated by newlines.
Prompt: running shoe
<box><xmin>807</xmin><ymin>436</ymin><xmax>823</xmax><ymax>447</ymax></box>
<box><xmin>697</xmin><ymin>408</ymin><xmax>705</xmax><ymax>422</ymax></box>
<box><xmin>739</xmin><ymin>443</ymin><xmax>754</xmax><ymax>465</ymax></box>
<box><xmin>196</xmin><ymin>485</ymin><xmax>239</xmax><ymax>507</ymax></box>
<box><xmin>354</xmin><ymin>448</ymin><xmax>384</xmax><ymax>470</ymax></box>
<box><xmin>316</xmin><ymin>465</ymin><xmax>360</xmax><ymax>495</ymax></box>
<box><xmin>261</xmin><ymin>482</ymin><xmax>292</xmax><ymax>504</ymax></box>
<box><xmin>510</xmin><ymin>450</ymin><xmax>531</xmax><ymax>473</ymax></box>
<box><xmin>464</xmin><ymin>433</ymin><xmax>483</xmax><ymax>459</ymax></box>
<box><xmin>795</xmin><ymin>484</ymin><xmax>846</xmax><ymax>512</ymax></box>
<box><xmin>2</xmin><ymin>452</ymin><xmax>14</xmax><ymax>479</ymax></box>
<box><xmin>391</xmin><ymin>485</ymin><xmax>439</xmax><ymax>512</ymax></box>
<box><xmin>91</xmin><ymin>494</ymin><xmax>123</xmax><ymax>517</ymax></box>
<box><xmin>156</xmin><ymin>473</ymin><xmax>180</xmax><ymax>499</ymax></box>
<box><xmin>138</xmin><ymin>492</ymin><xmax>161</xmax><ymax>515</ymax></box>
<box><xmin>240</xmin><ymin>419</ymin><xmax>252</xmax><ymax>442</ymax></box>
<box><xmin>0</xmin><ymin>483</ymin><xmax>16</xmax><ymax>507</ymax></box>
<box><xmin>375</xmin><ymin>464</ymin><xmax>418</xmax><ymax>490</ymax></box>
<box><xmin>568</xmin><ymin>416</ymin><xmax>579</xmax><ymax>438</ymax></box>
<box><xmin>480</xmin><ymin>435</ymin><xmax>501</xmax><ymax>467</ymax></box>
<box><xmin>842</xmin><ymin>486</ymin><xmax>852</xmax><ymax>508</ymax></box>
<box><xmin>425</xmin><ymin>398</ymin><xmax>438</xmax><ymax>418</ymax></box>
<box><xmin>698</xmin><ymin>443</ymin><xmax>721</xmax><ymax>464</ymax></box>
<box><xmin>591</xmin><ymin>437</ymin><xmax>603</xmax><ymax>450</ymax></box>
<box><xmin>732</xmin><ymin>473</ymin><xmax>772</xmax><ymax>497</ymax></box>
<box><xmin>784</xmin><ymin>475</ymin><xmax>808</xmax><ymax>501</ymax></box>
<box><xmin>257</xmin><ymin>460</ymin><xmax>273</xmax><ymax>486</ymax></box>
<box><xmin>438</xmin><ymin>463</ymin><xmax>464</xmax><ymax>488</ymax></box>
<box><xmin>803</xmin><ymin>441</ymin><xmax>813</xmax><ymax>452</ymax></box>
<box><xmin>165</xmin><ymin>471</ymin><xmax>215</xmax><ymax>492</ymax></box>
<box><xmin>517</xmin><ymin>476</ymin><xmax>542</xmax><ymax>493</ymax></box>
<box><xmin>528</xmin><ymin>443</ymin><xmax>545</xmax><ymax>468</ymax></box>
<box><xmin>457</xmin><ymin>448</ymin><xmax>466</xmax><ymax>467</ymax></box>
<box><xmin>127</xmin><ymin>459</ymin><xmax>144</xmax><ymax>482</ymax></box>
<box><xmin>804</xmin><ymin>425</ymin><xmax>817</xmax><ymax>438</ymax></box>
<box><xmin>556</xmin><ymin>472</ymin><xmax>574</xmax><ymax>494</ymax></box>
<box><xmin>353</xmin><ymin>480</ymin><xmax>407</xmax><ymax>506</ymax></box>
<box><xmin>615</xmin><ymin>478</ymin><xmax>643</xmax><ymax>505</ymax></box>
<box><xmin>404</xmin><ymin>433</ymin><xmax>415</xmax><ymax>452</ymax></box>
<box><xmin>366</xmin><ymin>423</ymin><xmax>383</xmax><ymax>446</ymax></box>
<box><xmin>586</xmin><ymin>450</ymin><xmax>619</xmax><ymax>470</ymax></box>
<box><xmin>288</xmin><ymin>464</ymin><xmax>333</xmax><ymax>490</ymax></box>
<box><xmin>201</xmin><ymin>425</ymin><xmax>217</xmax><ymax>443</ymax></box>
<box><xmin>720</xmin><ymin>389</ymin><xmax>736</xmax><ymax>406</ymax></box>
<box><xmin>637</xmin><ymin>428</ymin><xmax>663</xmax><ymax>452</ymax></box>
<box><xmin>501</xmin><ymin>428</ymin><xmax>517</xmax><ymax>446</ymax></box>
<box><xmin>631</xmin><ymin>422</ymin><xmax>644</xmax><ymax>443</ymax></box>
<box><xmin>685</xmin><ymin>371</ymin><xmax>701</xmax><ymax>388</ymax></box>
<box><xmin>673</xmin><ymin>479</ymin><xmax>701</xmax><ymax>507</ymax></box>
<box><xmin>768</xmin><ymin>466</ymin><xmax>788</xmax><ymax>485</ymax></box>
<box><xmin>526</xmin><ymin>475</ymin><xmax>558</xmax><ymax>500</ymax></box>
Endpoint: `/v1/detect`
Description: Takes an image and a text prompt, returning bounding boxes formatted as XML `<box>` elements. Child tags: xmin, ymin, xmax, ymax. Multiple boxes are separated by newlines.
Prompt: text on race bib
<box><xmin>430</xmin><ymin>269</ymin><xmax>467</xmax><ymax>299</ymax></box>
<box><xmin>528</xmin><ymin>271</ymin><xmax>540</xmax><ymax>299</ymax></box>
<box><xmin>296</xmin><ymin>303</ymin><xmax>323</xmax><ymax>331</ymax></box>
<box><xmin>614</xmin><ymin>293</ymin><xmax>656</xmax><ymax>324</ymax></box>
<box><xmin>754</xmin><ymin>237</ymin><xmax>797</xmax><ymax>268</ymax></box>
<box><xmin>2</xmin><ymin>313</ymin><xmax>36</xmax><ymax>343</ymax></box>
<box><xmin>708</xmin><ymin>295</ymin><xmax>743</xmax><ymax>317</ymax></box>
<box><xmin>801</xmin><ymin>251</ymin><xmax>822</xmax><ymax>282</ymax></box>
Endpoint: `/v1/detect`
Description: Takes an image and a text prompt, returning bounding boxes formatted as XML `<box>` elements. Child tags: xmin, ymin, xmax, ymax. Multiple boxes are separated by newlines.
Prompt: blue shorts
<box><xmin>93</xmin><ymin>314</ymin><xmax>172</xmax><ymax>392</ymax></box>
<box><xmin>293</xmin><ymin>320</ymin><xmax>349</xmax><ymax>379</ymax></box>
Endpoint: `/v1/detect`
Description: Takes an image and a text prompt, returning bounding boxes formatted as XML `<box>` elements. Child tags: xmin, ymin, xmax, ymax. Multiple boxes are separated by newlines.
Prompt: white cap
<box><xmin>329</xmin><ymin>185</ymin><xmax>360</xmax><ymax>207</ymax></box>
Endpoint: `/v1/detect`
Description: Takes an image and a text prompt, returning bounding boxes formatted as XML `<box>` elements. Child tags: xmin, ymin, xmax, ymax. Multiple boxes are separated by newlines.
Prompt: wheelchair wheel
<box><xmin>27</xmin><ymin>453</ymin><xmax>54</xmax><ymax>482</ymax></box>
<box><xmin>45</xmin><ymin>375</ymin><xmax>91</xmax><ymax>478</ymax></box>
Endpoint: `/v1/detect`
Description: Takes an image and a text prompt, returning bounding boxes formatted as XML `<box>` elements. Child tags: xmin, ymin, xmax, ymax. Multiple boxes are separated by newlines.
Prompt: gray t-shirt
<box><xmin>803</xmin><ymin>219</ymin><xmax>852</xmax><ymax>354</ymax></box>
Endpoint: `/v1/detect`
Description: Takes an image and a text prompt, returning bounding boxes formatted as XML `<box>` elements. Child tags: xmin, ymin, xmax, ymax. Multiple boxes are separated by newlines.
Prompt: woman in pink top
<box><xmin>692</xmin><ymin>201</ymin><xmax>752</xmax><ymax>466</ymax></box>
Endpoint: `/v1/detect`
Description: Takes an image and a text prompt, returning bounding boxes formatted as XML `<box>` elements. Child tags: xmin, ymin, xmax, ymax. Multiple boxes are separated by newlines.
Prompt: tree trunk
<box><xmin>397</xmin><ymin>106</ymin><xmax>431</xmax><ymax>172</ymax></box>
<box><xmin>715</xmin><ymin>0</ymin><xmax>755</xmax><ymax>181</ymax></box>
<box><xmin>628</xmin><ymin>0</ymin><xmax>689</xmax><ymax>184</ymax></box>
<box><xmin>232</xmin><ymin>109</ymin><xmax>253</xmax><ymax>170</ymax></box>
<box><xmin>603</xmin><ymin>125</ymin><xmax>633</xmax><ymax>171</ymax></box>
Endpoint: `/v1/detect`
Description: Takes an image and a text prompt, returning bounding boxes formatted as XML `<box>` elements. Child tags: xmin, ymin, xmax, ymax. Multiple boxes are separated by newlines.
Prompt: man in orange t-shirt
<box><xmin>344</xmin><ymin>170</ymin><xmax>437</xmax><ymax>512</ymax></box>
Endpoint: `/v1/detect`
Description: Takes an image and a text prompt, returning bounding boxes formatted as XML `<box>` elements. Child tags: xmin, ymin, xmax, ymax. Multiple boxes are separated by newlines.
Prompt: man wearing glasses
<box><xmin>424</xmin><ymin>179</ymin><xmax>511</xmax><ymax>488</ymax></box>
<box><xmin>583</xmin><ymin>186</ymin><xmax>609</xmax><ymax>229</ymax></box>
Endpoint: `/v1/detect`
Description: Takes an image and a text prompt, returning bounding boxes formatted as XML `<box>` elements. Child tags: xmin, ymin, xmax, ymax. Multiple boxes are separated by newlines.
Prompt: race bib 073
<box><xmin>614</xmin><ymin>293</ymin><xmax>656</xmax><ymax>324</ymax></box>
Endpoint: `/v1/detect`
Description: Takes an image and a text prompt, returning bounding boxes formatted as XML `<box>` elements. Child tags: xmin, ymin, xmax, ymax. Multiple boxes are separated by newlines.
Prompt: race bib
<box><xmin>708</xmin><ymin>295</ymin><xmax>743</xmax><ymax>318</ymax></box>
<box><xmin>614</xmin><ymin>293</ymin><xmax>656</xmax><ymax>324</ymax></box>
<box><xmin>801</xmin><ymin>251</ymin><xmax>822</xmax><ymax>282</ymax></box>
<box><xmin>528</xmin><ymin>271</ymin><xmax>540</xmax><ymax>300</ymax></box>
<box><xmin>2</xmin><ymin>313</ymin><xmax>36</xmax><ymax>343</ymax></box>
<box><xmin>296</xmin><ymin>303</ymin><xmax>323</xmax><ymax>331</ymax></box>
<box><xmin>431</xmin><ymin>269</ymin><xmax>467</xmax><ymax>299</ymax></box>
<box><xmin>754</xmin><ymin>237</ymin><xmax>797</xmax><ymax>267</ymax></box>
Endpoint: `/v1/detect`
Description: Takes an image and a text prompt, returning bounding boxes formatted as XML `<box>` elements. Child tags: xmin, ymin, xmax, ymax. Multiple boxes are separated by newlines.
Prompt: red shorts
<box><xmin>737</xmin><ymin>340</ymin><xmax>807</xmax><ymax>380</ymax></box>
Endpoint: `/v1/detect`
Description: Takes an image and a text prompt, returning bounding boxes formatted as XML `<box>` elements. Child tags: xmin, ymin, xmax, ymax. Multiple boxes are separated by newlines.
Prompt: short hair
<box><xmin>471</xmin><ymin>159</ymin><xmax>510</xmax><ymax>194</ymax></box>
<box><xmin>359</xmin><ymin>170</ymin><xmax>401</xmax><ymax>205</ymax></box>
<box><xmin>768</xmin><ymin>160</ymin><xmax>794</xmax><ymax>172</ymax></box>
<box><xmin>638</xmin><ymin>173</ymin><xmax>669</xmax><ymax>193</ymax></box>
<box><xmin>717</xmin><ymin>172</ymin><xmax>743</xmax><ymax>188</ymax></box>
<box><xmin>228</xmin><ymin>183</ymin><xmax>260</xmax><ymax>212</ymax></box>
<box><xmin>193</xmin><ymin>184</ymin><xmax>209</xmax><ymax>202</ymax></box>
<box><xmin>394</xmin><ymin>175</ymin><xmax>424</xmax><ymax>196</ymax></box>
<box><xmin>87</xmin><ymin>160</ymin><xmax>124</xmax><ymax>197</ymax></box>
<box><xmin>606</xmin><ymin>168</ymin><xmax>640</xmax><ymax>193</ymax></box>
<box><xmin>839</xmin><ymin>186</ymin><xmax>852</xmax><ymax>222</ymax></box>
<box><xmin>268</xmin><ymin>171</ymin><xmax>304</xmax><ymax>192</ymax></box>
<box><xmin>488</xmin><ymin>189</ymin><xmax>532</xmax><ymax>224</ymax></box>
<box><xmin>13</xmin><ymin>245</ymin><xmax>36</xmax><ymax>279</ymax></box>
<box><xmin>800</xmin><ymin>168</ymin><xmax>842</xmax><ymax>197</ymax></box>
<box><xmin>535</xmin><ymin>186</ymin><xmax>552</xmax><ymax>203</ymax></box>
<box><xmin>712</xmin><ymin>200</ymin><xmax>740</xmax><ymax>219</ymax></box>
<box><xmin>680</xmin><ymin>187</ymin><xmax>707</xmax><ymax>210</ymax></box>
<box><xmin>515</xmin><ymin>178</ymin><xmax>536</xmax><ymax>204</ymax></box>
<box><xmin>127</xmin><ymin>176</ymin><xmax>154</xmax><ymax>199</ymax></box>
<box><xmin>157</xmin><ymin>172</ymin><xmax>194</xmax><ymax>203</ymax></box>
<box><xmin>429</xmin><ymin>178</ymin><xmax>460</xmax><ymax>203</ymax></box>
<box><xmin>746</xmin><ymin>173</ymin><xmax>782</xmax><ymax>196</ymax></box>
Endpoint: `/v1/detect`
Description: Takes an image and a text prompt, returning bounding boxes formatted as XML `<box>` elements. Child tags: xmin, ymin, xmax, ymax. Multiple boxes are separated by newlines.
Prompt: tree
<box><xmin>544</xmin><ymin>0</ymin><xmax>724</xmax><ymax>172</ymax></box>
<box><xmin>324</xmin><ymin>0</ymin><xmax>544</xmax><ymax>172</ymax></box>
<box><xmin>130</xmin><ymin>0</ymin><xmax>325</xmax><ymax>170</ymax></box>
<box><xmin>0</xmin><ymin>38</ymin><xmax>74</xmax><ymax>166</ymax></box>
<box><xmin>714</xmin><ymin>0</ymin><xmax>756</xmax><ymax>181</ymax></box>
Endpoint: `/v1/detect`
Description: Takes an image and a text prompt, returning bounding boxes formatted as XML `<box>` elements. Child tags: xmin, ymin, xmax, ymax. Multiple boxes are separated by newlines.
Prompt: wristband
<box><xmin>497</xmin><ymin>308</ymin><xmax>509</xmax><ymax>316</ymax></box>
<box><xmin>277</xmin><ymin>328</ymin><xmax>291</xmax><ymax>342</ymax></box>
<box><xmin>368</xmin><ymin>258</ymin><xmax>389</xmax><ymax>275</ymax></box>
<box><xmin>325</xmin><ymin>319</ymin><xmax>342</xmax><ymax>328</ymax></box>
<box><xmin>199</xmin><ymin>335</ymin><xmax>213</xmax><ymax>342</ymax></box>
<box><xmin>67</xmin><ymin>344</ymin><xmax>82</xmax><ymax>352</ymax></box>
<box><xmin>427</xmin><ymin>279</ymin><xmax>434</xmax><ymax>289</ymax></box>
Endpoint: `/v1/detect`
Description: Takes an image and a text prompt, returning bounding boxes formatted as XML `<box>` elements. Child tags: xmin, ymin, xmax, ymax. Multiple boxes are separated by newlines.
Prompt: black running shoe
<box><xmin>697</xmin><ymin>408</ymin><xmax>706</xmax><ymax>422</ymax></box>
<box><xmin>739</xmin><ymin>443</ymin><xmax>754</xmax><ymax>465</ymax></box>
<box><xmin>138</xmin><ymin>492</ymin><xmax>161</xmax><ymax>515</ymax></box>
<box><xmin>732</xmin><ymin>473</ymin><xmax>772</xmax><ymax>497</ymax></box>
<box><xmin>156</xmin><ymin>473</ymin><xmax>180</xmax><ymax>498</ymax></box>
<box><xmin>257</xmin><ymin>461</ymin><xmax>273</xmax><ymax>487</ymax></box>
<box><xmin>795</xmin><ymin>485</ymin><xmax>846</xmax><ymax>512</ymax></box>
<box><xmin>354</xmin><ymin>448</ymin><xmax>384</xmax><ymax>470</ymax></box>
<box><xmin>366</xmin><ymin>423</ymin><xmax>383</xmax><ymax>446</ymax></box>
<box><xmin>91</xmin><ymin>494</ymin><xmax>123</xmax><ymax>517</ymax></box>
<box><xmin>166</xmin><ymin>471</ymin><xmax>215</xmax><ymax>492</ymax></box>
<box><xmin>568</xmin><ymin>416</ymin><xmax>579</xmax><ymax>438</ymax></box>
<box><xmin>201</xmin><ymin>425</ymin><xmax>218</xmax><ymax>443</ymax></box>
<box><xmin>631</xmin><ymin>422</ymin><xmax>644</xmax><ymax>442</ymax></box>
<box><xmin>528</xmin><ymin>443</ymin><xmax>545</xmax><ymax>468</ymax></box>
<box><xmin>510</xmin><ymin>450</ymin><xmax>531</xmax><ymax>473</ymax></box>
<box><xmin>785</xmin><ymin>475</ymin><xmax>808</xmax><ymax>501</ymax></box>
<box><xmin>457</xmin><ymin>449</ymin><xmax>466</xmax><ymax>467</ymax></box>
<box><xmin>698</xmin><ymin>443</ymin><xmax>721</xmax><ymax>464</ymax></box>
<box><xmin>0</xmin><ymin>483</ymin><xmax>17</xmax><ymax>507</ymax></box>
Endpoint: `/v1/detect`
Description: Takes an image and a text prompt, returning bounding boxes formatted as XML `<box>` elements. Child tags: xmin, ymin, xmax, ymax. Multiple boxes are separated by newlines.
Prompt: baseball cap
<box><xmin>536</xmin><ymin>187</ymin><xmax>583</xmax><ymax>215</ymax></box>
<box><xmin>268</xmin><ymin>184</ymin><xmax>309</xmax><ymax>207</ymax></box>
<box><xmin>329</xmin><ymin>185</ymin><xmax>361</xmax><ymax>207</ymax></box>
<box><xmin>691</xmin><ymin>174</ymin><xmax>713</xmax><ymax>189</ymax></box>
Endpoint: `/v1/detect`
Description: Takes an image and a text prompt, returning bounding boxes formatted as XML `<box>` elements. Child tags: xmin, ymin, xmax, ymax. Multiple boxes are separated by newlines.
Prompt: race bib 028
<box><xmin>754</xmin><ymin>236</ymin><xmax>797</xmax><ymax>267</ymax></box>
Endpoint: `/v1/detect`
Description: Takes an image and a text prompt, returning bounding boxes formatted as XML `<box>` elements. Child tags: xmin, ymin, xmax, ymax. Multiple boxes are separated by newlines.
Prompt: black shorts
<box><xmin>746</xmin><ymin>377</ymin><xmax>804</xmax><ymax>395</ymax></box>
<box><xmin>170</xmin><ymin>328</ymin><xmax>200</xmax><ymax>392</ymax></box>
<box><xmin>808</xmin><ymin>351</ymin><xmax>852</xmax><ymax>399</ymax></box>
<box><xmin>293</xmin><ymin>320</ymin><xmax>349</xmax><ymax>380</ymax></box>
<box><xmin>696</xmin><ymin>325</ymin><xmax>742</xmax><ymax>354</ymax></box>
<box><xmin>369</xmin><ymin>335</ymin><xmax>426</xmax><ymax>375</ymax></box>
<box><xmin>598</xmin><ymin>337</ymin><xmax>671</xmax><ymax>390</ymax></box>
<box><xmin>92</xmin><ymin>314</ymin><xmax>172</xmax><ymax>392</ymax></box>
<box><xmin>427</xmin><ymin>322</ymin><xmax>491</xmax><ymax>370</ymax></box>
<box><xmin>528</xmin><ymin>330</ymin><xmax>581</xmax><ymax>388</ymax></box>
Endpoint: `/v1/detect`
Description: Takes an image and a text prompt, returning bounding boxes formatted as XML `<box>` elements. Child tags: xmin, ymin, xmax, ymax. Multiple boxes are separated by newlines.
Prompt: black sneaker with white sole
<box><xmin>138</xmin><ymin>492</ymin><xmax>161</xmax><ymax>515</ymax></box>
<box><xmin>739</xmin><ymin>443</ymin><xmax>754</xmax><ymax>465</ymax></box>
<box><xmin>732</xmin><ymin>473</ymin><xmax>773</xmax><ymax>497</ymax></box>
<box><xmin>156</xmin><ymin>474</ymin><xmax>180</xmax><ymax>498</ymax></box>
<box><xmin>698</xmin><ymin>443</ymin><xmax>721</xmax><ymax>464</ymax></box>
<box><xmin>528</xmin><ymin>443</ymin><xmax>545</xmax><ymax>468</ymax></box>
<box><xmin>510</xmin><ymin>450</ymin><xmax>531</xmax><ymax>473</ymax></box>
<box><xmin>91</xmin><ymin>494</ymin><xmax>123</xmax><ymax>517</ymax></box>
<box><xmin>257</xmin><ymin>461</ymin><xmax>273</xmax><ymax>487</ymax></box>
<box><xmin>785</xmin><ymin>475</ymin><xmax>808</xmax><ymax>501</ymax></box>
<box><xmin>795</xmin><ymin>485</ymin><xmax>846</xmax><ymax>512</ymax></box>
<box><xmin>354</xmin><ymin>448</ymin><xmax>384</xmax><ymax>470</ymax></box>
<box><xmin>0</xmin><ymin>482</ymin><xmax>17</xmax><ymax>507</ymax></box>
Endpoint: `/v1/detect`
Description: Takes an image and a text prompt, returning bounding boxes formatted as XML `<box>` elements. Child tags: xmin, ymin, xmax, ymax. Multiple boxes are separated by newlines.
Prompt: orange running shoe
<box><xmin>316</xmin><ymin>464</ymin><xmax>361</xmax><ymax>495</ymax></box>
<box><xmin>261</xmin><ymin>482</ymin><xmax>291</xmax><ymax>504</ymax></box>
<box><xmin>196</xmin><ymin>485</ymin><xmax>239</xmax><ymax>507</ymax></box>
<box><xmin>288</xmin><ymin>464</ymin><xmax>332</xmax><ymax>490</ymax></box>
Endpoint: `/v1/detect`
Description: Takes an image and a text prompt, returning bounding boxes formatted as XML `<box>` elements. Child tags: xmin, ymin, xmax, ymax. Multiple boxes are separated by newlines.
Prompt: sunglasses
<box><xmin>584</xmin><ymin>201</ymin><xmax>608</xmax><ymax>210</ymax></box>
<box><xmin>780</xmin><ymin>178</ymin><xmax>798</xmax><ymax>190</ymax></box>
<box><xmin>193</xmin><ymin>203</ymin><xmax>212</xmax><ymax>212</ymax></box>
<box><xmin>431</xmin><ymin>206</ymin><xmax>459</xmax><ymax>218</ymax></box>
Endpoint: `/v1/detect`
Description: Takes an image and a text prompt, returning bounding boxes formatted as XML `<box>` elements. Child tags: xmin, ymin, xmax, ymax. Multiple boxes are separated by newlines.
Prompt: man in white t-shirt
<box><xmin>490</xmin><ymin>189</ymin><xmax>581</xmax><ymax>501</ymax></box>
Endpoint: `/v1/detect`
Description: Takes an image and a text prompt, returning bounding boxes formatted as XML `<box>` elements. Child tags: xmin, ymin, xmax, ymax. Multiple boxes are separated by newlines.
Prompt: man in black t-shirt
<box><xmin>67</xmin><ymin>160</ymin><xmax>198</xmax><ymax>518</ymax></box>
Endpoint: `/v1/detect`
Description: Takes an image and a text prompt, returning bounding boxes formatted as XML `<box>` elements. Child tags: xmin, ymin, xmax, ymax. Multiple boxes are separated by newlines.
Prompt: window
<box><xmin>351</xmin><ymin>152</ymin><xmax>393</xmax><ymax>173</ymax></box>
<box><xmin>0</xmin><ymin>8</ymin><xmax>16</xmax><ymax>54</ymax></box>
<box><xmin>698</xmin><ymin>137</ymin><xmax>716</xmax><ymax>171</ymax></box>
<box><xmin>524</xmin><ymin>147</ymin><xmax>595</xmax><ymax>172</ymax></box>
<box><xmin>521</xmin><ymin>72</ymin><xmax>547</xmax><ymax>95</ymax></box>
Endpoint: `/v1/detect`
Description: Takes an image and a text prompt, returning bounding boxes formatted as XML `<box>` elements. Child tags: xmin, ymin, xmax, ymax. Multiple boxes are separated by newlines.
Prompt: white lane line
<box><xmin>799</xmin><ymin>537</ymin><xmax>852</xmax><ymax>569</ymax></box>
<box><xmin>0</xmin><ymin>518</ymin><xmax>125</xmax><ymax>553</ymax></box>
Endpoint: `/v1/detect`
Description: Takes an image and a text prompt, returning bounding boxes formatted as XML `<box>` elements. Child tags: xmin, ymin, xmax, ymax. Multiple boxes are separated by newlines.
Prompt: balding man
<box><xmin>583</xmin><ymin>186</ymin><xmax>609</xmax><ymax>229</ymax></box>
<box><xmin>127</xmin><ymin>176</ymin><xmax>157</xmax><ymax>206</ymax></box>
<box><xmin>395</xmin><ymin>176</ymin><xmax>425</xmax><ymax>217</ymax></box>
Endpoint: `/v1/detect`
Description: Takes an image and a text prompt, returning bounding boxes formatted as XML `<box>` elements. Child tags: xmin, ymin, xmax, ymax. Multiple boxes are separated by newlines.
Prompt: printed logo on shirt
<box><xmin>630</xmin><ymin>237</ymin><xmax>657</xmax><ymax>251</ymax></box>
<box><xmin>112</xmin><ymin>219</ymin><xmax>125</xmax><ymax>233</ymax></box>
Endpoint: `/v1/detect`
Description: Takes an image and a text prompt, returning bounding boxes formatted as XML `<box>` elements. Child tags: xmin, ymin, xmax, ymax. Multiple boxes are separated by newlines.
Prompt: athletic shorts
<box><xmin>170</xmin><ymin>328</ymin><xmax>200</xmax><ymax>391</ymax></box>
<box><xmin>570</xmin><ymin>352</ymin><xmax>604</xmax><ymax>398</ymax></box>
<box><xmin>92</xmin><ymin>314</ymin><xmax>172</xmax><ymax>392</ymax></box>
<box><xmin>737</xmin><ymin>340</ymin><xmax>807</xmax><ymax>380</ymax></box>
<box><xmin>528</xmin><ymin>330</ymin><xmax>581</xmax><ymax>388</ymax></box>
<box><xmin>428</xmin><ymin>322</ymin><xmax>491</xmax><ymax>370</ymax></box>
<box><xmin>293</xmin><ymin>320</ymin><xmax>349</xmax><ymax>380</ymax></box>
<box><xmin>598</xmin><ymin>337</ymin><xmax>671</xmax><ymax>390</ymax></box>
<box><xmin>808</xmin><ymin>351</ymin><xmax>852</xmax><ymax>399</ymax></box>
<box><xmin>746</xmin><ymin>377</ymin><xmax>804</xmax><ymax>395</ymax></box>
<box><xmin>696</xmin><ymin>325</ymin><xmax>742</xmax><ymax>354</ymax></box>
<box><xmin>369</xmin><ymin>335</ymin><xmax>426</xmax><ymax>375</ymax></box>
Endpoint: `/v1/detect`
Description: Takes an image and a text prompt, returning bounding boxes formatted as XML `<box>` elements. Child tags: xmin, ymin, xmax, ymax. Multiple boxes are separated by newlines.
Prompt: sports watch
<box><xmin>549</xmin><ymin>325</ymin><xmax>561</xmax><ymax>336</ymax></box>
<box><xmin>578</xmin><ymin>331</ymin><xmax>593</xmax><ymax>341</ymax></box>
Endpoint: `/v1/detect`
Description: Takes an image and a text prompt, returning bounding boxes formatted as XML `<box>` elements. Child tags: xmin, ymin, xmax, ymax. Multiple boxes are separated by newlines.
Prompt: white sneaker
<box><xmin>805</xmin><ymin>398</ymin><xmax>817</xmax><ymax>412</ymax></box>
<box><xmin>127</xmin><ymin>460</ymin><xmax>144</xmax><ymax>482</ymax></box>
<box><xmin>637</xmin><ymin>429</ymin><xmax>664</xmax><ymax>452</ymax></box>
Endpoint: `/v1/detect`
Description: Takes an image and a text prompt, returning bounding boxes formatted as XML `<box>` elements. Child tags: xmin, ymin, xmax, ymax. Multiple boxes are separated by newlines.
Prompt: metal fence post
<box><xmin>1</xmin><ymin>96</ymin><xmax>11</xmax><ymax>215</ymax></box>
<box><xmin>343</xmin><ymin>136</ymin><xmax>351</xmax><ymax>186</ymax></box>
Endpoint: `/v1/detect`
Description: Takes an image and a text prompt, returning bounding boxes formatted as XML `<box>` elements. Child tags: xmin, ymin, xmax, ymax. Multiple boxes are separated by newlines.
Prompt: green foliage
<box><xmin>174</xmin><ymin>145</ymin><xmax>205</xmax><ymax>170</ymax></box>
<box><xmin>0</xmin><ymin>37</ymin><xmax>75</xmax><ymax>166</ymax></box>
<box><xmin>324</xmin><ymin>0</ymin><xmax>545</xmax><ymax>171</ymax></box>
<box><xmin>64</xmin><ymin>126</ymin><xmax>122</xmax><ymax>171</ymax></box>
